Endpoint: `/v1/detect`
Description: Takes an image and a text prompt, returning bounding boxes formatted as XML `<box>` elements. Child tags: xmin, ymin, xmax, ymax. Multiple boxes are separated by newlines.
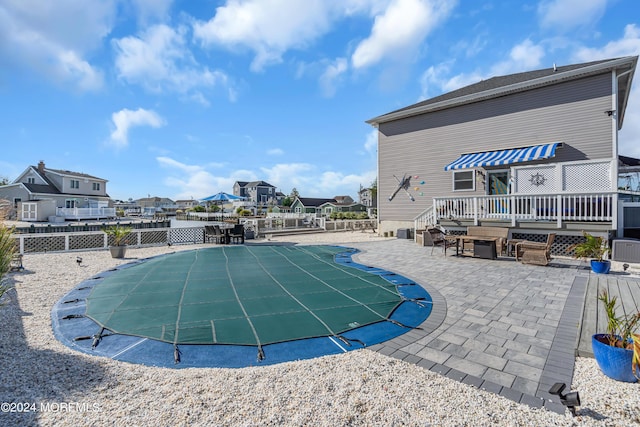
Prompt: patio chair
<box><xmin>204</xmin><ymin>225</ymin><xmax>216</xmax><ymax>243</ymax></box>
<box><xmin>229</xmin><ymin>224</ymin><xmax>244</xmax><ymax>244</ymax></box>
<box><xmin>515</xmin><ymin>233</ymin><xmax>556</xmax><ymax>266</ymax></box>
<box><xmin>424</xmin><ymin>227</ymin><xmax>453</xmax><ymax>255</ymax></box>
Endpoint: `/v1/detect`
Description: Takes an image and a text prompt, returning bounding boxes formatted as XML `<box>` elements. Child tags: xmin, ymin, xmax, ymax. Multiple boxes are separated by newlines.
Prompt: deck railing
<box><xmin>56</xmin><ymin>207</ymin><xmax>116</xmax><ymax>220</ymax></box>
<box><xmin>415</xmin><ymin>192</ymin><xmax>618</xmax><ymax>229</ymax></box>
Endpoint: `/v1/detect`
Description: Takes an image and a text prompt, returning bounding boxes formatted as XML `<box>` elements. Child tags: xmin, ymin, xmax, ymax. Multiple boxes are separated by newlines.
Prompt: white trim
<box><xmin>452</xmin><ymin>170</ymin><xmax>476</xmax><ymax>192</ymax></box>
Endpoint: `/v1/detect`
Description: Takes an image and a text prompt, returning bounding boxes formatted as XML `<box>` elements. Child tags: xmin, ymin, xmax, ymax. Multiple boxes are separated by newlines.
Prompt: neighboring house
<box><xmin>290</xmin><ymin>196</ymin><xmax>365</xmax><ymax>216</ymax></box>
<box><xmin>0</xmin><ymin>161</ymin><xmax>113</xmax><ymax>221</ymax></box>
<box><xmin>233</xmin><ymin>180</ymin><xmax>282</xmax><ymax>209</ymax></box>
<box><xmin>366</xmin><ymin>56</ymin><xmax>639</xmax><ymax>242</ymax></box>
<box><xmin>318</xmin><ymin>200</ymin><xmax>367</xmax><ymax>216</ymax></box>
<box><xmin>135</xmin><ymin>197</ymin><xmax>176</xmax><ymax>215</ymax></box>
<box><xmin>175</xmin><ymin>199</ymin><xmax>199</xmax><ymax>209</ymax></box>
<box><xmin>290</xmin><ymin>197</ymin><xmax>336</xmax><ymax>214</ymax></box>
<box><xmin>358</xmin><ymin>185</ymin><xmax>377</xmax><ymax>217</ymax></box>
<box><xmin>358</xmin><ymin>186</ymin><xmax>376</xmax><ymax>207</ymax></box>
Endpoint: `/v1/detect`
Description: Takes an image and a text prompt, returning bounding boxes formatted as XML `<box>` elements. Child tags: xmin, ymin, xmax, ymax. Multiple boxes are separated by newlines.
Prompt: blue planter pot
<box><xmin>590</xmin><ymin>260</ymin><xmax>611</xmax><ymax>274</ymax></box>
<box><xmin>592</xmin><ymin>334</ymin><xmax>637</xmax><ymax>382</ymax></box>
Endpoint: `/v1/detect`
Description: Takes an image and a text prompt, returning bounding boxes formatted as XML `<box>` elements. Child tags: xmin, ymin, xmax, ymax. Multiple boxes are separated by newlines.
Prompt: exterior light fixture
<box><xmin>605</xmin><ymin>110</ymin><xmax>615</xmax><ymax>116</ymax></box>
<box><xmin>549</xmin><ymin>382</ymin><xmax>580</xmax><ymax>416</ymax></box>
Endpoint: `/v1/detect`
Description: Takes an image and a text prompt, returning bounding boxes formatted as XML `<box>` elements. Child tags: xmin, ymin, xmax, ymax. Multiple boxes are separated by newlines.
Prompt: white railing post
<box><xmin>510</xmin><ymin>195</ymin><xmax>516</xmax><ymax>226</ymax></box>
<box><xmin>612</xmin><ymin>193</ymin><xmax>619</xmax><ymax>235</ymax></box>
<box><xmin>556</xmin><ymin>194</ymin><xmax>562</xmax><ymax>228</ymax></box>
<box><xmin>473</xmin><ymin>198</ymin><xmax>478</xmax><ymax>225</ymax></box>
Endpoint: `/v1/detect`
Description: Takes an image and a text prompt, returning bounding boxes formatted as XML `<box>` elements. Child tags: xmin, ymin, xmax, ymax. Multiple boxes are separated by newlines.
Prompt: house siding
<box><xmin>378</xmin><ymin>73</ymin><xmax>614</xmax><ymax>222</ymax></box>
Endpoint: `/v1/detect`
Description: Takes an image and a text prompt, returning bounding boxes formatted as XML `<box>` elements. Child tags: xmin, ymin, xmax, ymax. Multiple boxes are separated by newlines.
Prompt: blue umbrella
<box><xmin>201</xmin><ymin>192</ymin><xmax>244</xmax><ymax>202</ymax></box>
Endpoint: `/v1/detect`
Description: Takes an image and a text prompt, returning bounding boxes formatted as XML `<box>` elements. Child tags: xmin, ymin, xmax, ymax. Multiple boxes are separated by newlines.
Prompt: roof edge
<box><xmin>367</xmin><ymin>56</ymin><xmax>638</xmax><ymax>126</ymax></box>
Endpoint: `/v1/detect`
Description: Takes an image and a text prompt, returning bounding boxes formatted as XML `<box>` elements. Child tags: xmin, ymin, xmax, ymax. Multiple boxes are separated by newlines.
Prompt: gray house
<box><xmin>233</xmin><ymin>180</ymin><xmax>282</xmax><ymax>209</ymax></box>
<box><xmin>0</xmin><ymin>161</ymin><xmax>113</xmax><ymax>221</ymax></box>
<box><xmin>367</xmin><ymin>56</ymin><xmax>639</xmax><ymax>243</ymax></box>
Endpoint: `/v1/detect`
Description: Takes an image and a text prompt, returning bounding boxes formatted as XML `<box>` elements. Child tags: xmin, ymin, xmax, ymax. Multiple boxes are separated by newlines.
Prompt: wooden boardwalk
<box><xmin>577</xmin><ymin>273</ymin><xmax>640</xmax><ymax>357</ymax></box>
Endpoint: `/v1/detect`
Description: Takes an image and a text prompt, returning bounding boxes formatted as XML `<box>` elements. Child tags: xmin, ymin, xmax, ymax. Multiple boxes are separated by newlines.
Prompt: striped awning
<box><xmin>443</xmin><ymin>142</ymin><xmax>561</xmax><ymax>171</ymax></box>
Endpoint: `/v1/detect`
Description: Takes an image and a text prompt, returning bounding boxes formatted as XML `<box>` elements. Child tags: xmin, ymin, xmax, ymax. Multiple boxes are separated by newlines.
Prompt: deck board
<box><xmin>577</xmin><ymin>274</ymin><xmax>640</xmax><ymax>357</ymax></box>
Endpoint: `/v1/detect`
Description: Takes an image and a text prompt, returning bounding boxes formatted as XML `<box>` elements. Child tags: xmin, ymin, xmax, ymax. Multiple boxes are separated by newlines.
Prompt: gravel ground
<box><xmin>1</xmin><ymin>232</ymin><xmax>639</xmax><ymax>426</ymax></box>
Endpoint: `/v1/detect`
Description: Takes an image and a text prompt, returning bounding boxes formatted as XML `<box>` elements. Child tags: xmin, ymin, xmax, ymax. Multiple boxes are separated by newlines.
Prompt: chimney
<box><xmin>37</xmin><ymin>161</ymin><xmax>45</xmax><ymax>174</ymax></box>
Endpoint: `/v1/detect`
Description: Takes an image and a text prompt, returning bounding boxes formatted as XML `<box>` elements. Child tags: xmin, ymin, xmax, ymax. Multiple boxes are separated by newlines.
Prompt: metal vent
<box><xmin>612</xmin><ymin>239</ymin><xmax>640</xmax><ymax>263</ymax></box>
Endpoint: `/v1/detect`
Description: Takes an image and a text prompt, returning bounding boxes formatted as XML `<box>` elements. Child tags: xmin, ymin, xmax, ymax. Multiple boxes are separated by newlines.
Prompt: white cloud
<box><xmin>421</xmin><ymin>39</ymin><xmax>545</xmax><ymax>96</ymax></box>
<box><xmin>158</xmin><ymin>157</ymin><xmax>258</xmax><ymax>200</ymax></box>
<box><xmin>129</xmin><ymin>0</ymin><xmax>173</xmax><ymax>26</ymax></box>
<box><xmin>364</xmin><ymin>129</ymin><xmax>378</xmax><ymax>155</ymax></box>
<box><xmin>113</xmin><ymin>24</ymin><xmax>232</xmax><ymax>103</ymax></box>
<box><xmin>351</xmin><ymin>0</ymin><xmax>456</xmax><ymax>69</ymax></box>
<box><xmin>314</xmin><ymin>170</ymin><xmax>377</xmax><ymax>197</ymax></box>
<box><xmin>260</xmin><ymin>163</ymin><xmax>316</xmax><ymax>194</ymax></box>
<box><xmin>0</xmin><ymin>0</ymin><xmax>114</xmax><ymax>91</ymax></box>
<box><xmin>260</xmin><ymin>162</ymin><xmax>374</xmax><ymax>198</ymax></box>
<box><xmin>193</xmin><ymin>0</ymin><xmax>337</xmax><ymax>72</ymax></box>
<box><xmin>572</xmin><ymin>24</ymin><xmax>640</xmax><ymax>61</ymax></box>
<box><xmin>267</xmin><ymin>148</ymin><xmax>284</xmax><ymax>156</ymax></box>
<box><xmin>538</xmin><ymin>0</ymin><xmax>608</xmax><ymax>33</ymax></box>
<box><xmin>109</xmin><ymin>108</ymin><xmax>166</xmax><ymax>148</ymax></box>
<box><xmin>570</xmin><ymin>24</ymin><xmax>640</xmax><ymax>158</ymax></box>
<box><xmin>319</xmin><ymin>57</ymin><xmax>348</xmax><ymax>97</ymax></box>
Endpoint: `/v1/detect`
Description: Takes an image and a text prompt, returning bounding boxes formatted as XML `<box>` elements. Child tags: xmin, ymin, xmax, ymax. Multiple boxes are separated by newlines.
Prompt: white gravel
<box><xmin>1</xmin><ymin>231</ymin><xmax>639</xmax><ymax>426</ymax></box>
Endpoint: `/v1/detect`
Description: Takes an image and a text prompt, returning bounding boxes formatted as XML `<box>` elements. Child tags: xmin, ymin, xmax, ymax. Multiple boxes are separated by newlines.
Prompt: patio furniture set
<box><xmin>204</xmin><ymin>224</ymin><xmax>245</xmax><ymax>245</ymax></box>
<box><xmin>420</xmin><ymin>226</ymin><xmax>555</xmax><ymax>266</ymax></box>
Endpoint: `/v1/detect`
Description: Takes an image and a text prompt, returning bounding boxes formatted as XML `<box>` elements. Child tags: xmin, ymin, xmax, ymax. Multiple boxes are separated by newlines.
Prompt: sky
<box><xmin>1</xmin><ymin>0</ymin><xmax>639</xmax><ymax>202</ymax></box>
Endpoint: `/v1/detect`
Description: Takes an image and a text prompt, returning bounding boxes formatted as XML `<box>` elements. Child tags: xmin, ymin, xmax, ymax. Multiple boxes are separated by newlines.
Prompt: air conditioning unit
<box><xmin>612</xmin><ymin>239</ymin><xmax>640</xmax><ymax>263</ymax></box>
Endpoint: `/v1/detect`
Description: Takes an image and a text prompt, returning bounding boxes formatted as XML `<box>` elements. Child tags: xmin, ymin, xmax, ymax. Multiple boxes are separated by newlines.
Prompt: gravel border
<box><xmin>1</xmin><ymin>233</ymin><xmax>638</xmax><ymax>426</ymax></box>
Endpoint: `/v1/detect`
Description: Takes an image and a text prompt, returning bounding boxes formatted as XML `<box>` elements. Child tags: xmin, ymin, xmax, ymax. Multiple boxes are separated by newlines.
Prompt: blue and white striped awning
<box><xmin>443</xmin><ymin>142</ymin><xmax>561</xmax><ymax>171</ymax></box>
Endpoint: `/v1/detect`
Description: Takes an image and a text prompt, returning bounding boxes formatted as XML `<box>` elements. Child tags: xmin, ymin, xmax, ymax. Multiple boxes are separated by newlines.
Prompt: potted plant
<box><xmin>591</xmin><ymin>291</ymin><xmax>640</xmax><ymax>382</ymax></box>
<box><xmin>566</xmin><ymin>231</ymin><xmax>611</xmax><ymax>274</ymax></box>
<box><xmin>104</xmin><ymin>225</ymin><xmax>132</xmax><ymax>258</ymax></box>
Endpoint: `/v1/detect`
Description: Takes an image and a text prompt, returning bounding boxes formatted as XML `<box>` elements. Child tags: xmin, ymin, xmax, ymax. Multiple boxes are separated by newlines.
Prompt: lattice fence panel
<box><xmin>563</xmin><ymin>161</ymin><xmax>611</xmax><ymax>192</ymax></box>
<box><xmin>514</xmin><ymin>165</ymin><xmax>557</xmax><ymax>194</ymax></box>
<box><xmin>168</xmin><ymin>228</ymin><xmax>203</xmax><ymax>245</ymax></box>
<box><xmin>70</xmin><ymin>234</ymin><xmax>104</xmax><ymax>250</ymax></box>
<box><xmin>23</xmin><ymin>235</ymin><xmax>65</xmax><ymax>253</ymax></box>
<box><xmin>141</xmin><ymin>230</ymin><xmax>170</xmax><ymax>245</ymax></box>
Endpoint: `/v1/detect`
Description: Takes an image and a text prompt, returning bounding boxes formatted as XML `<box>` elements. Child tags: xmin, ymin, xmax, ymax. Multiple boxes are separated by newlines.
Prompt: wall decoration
<box><xmin>388</xmin><ymin>174</ymin><xmax>415</xmax><ymax>202</ymax></box>
<box><xmin>529</xmin><ymin>172</ymin><xmax>546</xmax><ymax>187</ymax></box>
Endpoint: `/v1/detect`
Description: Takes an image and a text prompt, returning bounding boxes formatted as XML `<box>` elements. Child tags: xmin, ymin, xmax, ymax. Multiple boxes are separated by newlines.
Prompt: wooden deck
<box><xmin>577</xmin><ymin>273</ymin><xmax>640</xmax><ymax>357</ymax></box>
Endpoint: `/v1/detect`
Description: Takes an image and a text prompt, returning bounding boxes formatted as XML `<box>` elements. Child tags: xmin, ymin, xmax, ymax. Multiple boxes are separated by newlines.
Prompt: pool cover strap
<box><xmin>85</xmin><ymin>246</ymin><xmax>404</xmax><ymax>352</ymax></box>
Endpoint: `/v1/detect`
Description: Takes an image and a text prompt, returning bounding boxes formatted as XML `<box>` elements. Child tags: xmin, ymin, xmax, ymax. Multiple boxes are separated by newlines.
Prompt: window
<box><xmin>453</xmin><ymin>171</ymin><xmax>475</xmax><ymax>191</ymax></box>
<box><xmin>27</xmin><ymin>177</ymin><xmax>35</xmax><ymax>184</ymax></box>
<box><xmin>93</xmin><ymin>182</ymin><xmax>100</xmax><ymax>191</ymax></box>
<box><xmin>70</xmin><ymin>180</ymin><xmax>79</xmax><ymax>189</ymax></box>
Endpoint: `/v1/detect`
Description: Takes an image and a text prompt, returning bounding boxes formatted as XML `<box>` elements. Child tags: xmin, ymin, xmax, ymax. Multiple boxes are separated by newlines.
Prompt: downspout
<box><xmin>612</xmin><ymin>68</ymin><xmax>633</xmax><ymax>236</ymax></box>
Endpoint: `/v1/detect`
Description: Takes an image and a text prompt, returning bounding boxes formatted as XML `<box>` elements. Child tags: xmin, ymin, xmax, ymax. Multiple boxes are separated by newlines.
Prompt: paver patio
<box><xmin>345</xmin><ymin>238</ymin><xmax>637</xmax><ymax>414</ymax></box>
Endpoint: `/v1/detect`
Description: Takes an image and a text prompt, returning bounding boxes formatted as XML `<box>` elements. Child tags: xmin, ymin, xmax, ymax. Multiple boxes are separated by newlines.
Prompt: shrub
<box><xmin>0</xmin><ymin>221</ymin><xmax>16</xmax><ymax>305</ymax></box>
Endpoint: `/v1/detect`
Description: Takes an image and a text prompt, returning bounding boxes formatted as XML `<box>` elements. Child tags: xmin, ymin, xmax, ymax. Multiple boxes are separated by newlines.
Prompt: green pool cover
<box><xmin>86</xmin><ymin>245</ymin><xmax>403</xmax><ymax>353</ymax></box>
